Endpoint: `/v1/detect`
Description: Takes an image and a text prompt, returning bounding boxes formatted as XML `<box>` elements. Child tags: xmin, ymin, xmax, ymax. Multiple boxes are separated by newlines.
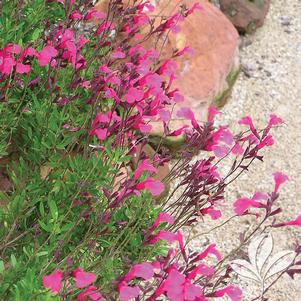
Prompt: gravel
<box><xmin>181</xmin><ymin>0</ymin><xmax>301</xmax><ymax>300</ymax></box>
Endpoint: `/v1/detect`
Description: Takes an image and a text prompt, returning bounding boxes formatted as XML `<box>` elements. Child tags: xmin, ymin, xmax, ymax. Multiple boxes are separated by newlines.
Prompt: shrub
<box><xmin>0</xmin><ymin>0</ymin><xmax>300</xmax><ymax>300</ymax></box>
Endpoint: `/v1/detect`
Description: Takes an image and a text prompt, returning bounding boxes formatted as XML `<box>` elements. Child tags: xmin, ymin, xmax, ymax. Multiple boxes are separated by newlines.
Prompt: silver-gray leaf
<box><xmin>263</xmin><ymin>250</ymin><xmax>296</xmax><ymax>280</ymax></box>
<box><xmin>248</xmin><ymin>233</ymin><xmax>273</xmax><ymax>275</ymax></box>
<box><xmin>231</xmin><ymin>259</ymin><xmax>262</xmax><ymax>282</ymax></box>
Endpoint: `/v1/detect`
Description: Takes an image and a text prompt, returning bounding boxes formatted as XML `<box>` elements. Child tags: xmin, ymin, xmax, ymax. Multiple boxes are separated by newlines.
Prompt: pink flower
<box><xmin>1</xmin><ymin>57</ymin><xmax>15</xmax><ymax>74</ymax></box>
<box><xmin>124</xmin><ymin>263</ymin><xmax>154</xmax><ymax>281</ymax></box>
<box><xmin>152</xmin><ymin>212</ymin><xmax>175</xmax><ymax>228</ymax></box>
<box><xmin>207</xmin><ymin>106</ymin><xmax>220</xmax><ymax>123</ymax></box>
<box><xmin>118</xmin><ymin>282</ymin><xmax>140</xmax><ymax>301</ymax></box>
<box><xmin>198</xmin><ymin>244</ymin><xmax>222</xmax><ymax>261</ymax></box>
<box><xmin>77</xmin><ymin>286</ymin><xmax>103</xmax><ymax>301</ymax></box>
<box><xmin>136</xmin><ymin>178</ymin><xmax>164</xmax><ymax>196</ymax></box>
<box><xmin>73</xmin><ymin>268</ymin><xmax>96</xmax><ymax>289</ymax></box>
<box><xmin>85</xmin><ymin>9</ymin><xmax>106</xmax><ymax>21</ymax></box>
<box><xmin>111</xmin><ymin>50</ymin><xmax>126</xmax><ymax>59</ymax></box>
<box><xmin>38</xmin><ymin>46</ymin><xmax>58</xmax><ymax>66</ymax></box>
<box><xmin>187</xmin><ymin>3</ymin><xmax>203</xmax><ymax>15</ymax></box>
<box><xmin>273</xmin><ymin>172</ymin><xmax>289</xmax><ymax>193</ymax></box>
<box><xmin>158</xmin><ymin>109</ymin><xmax>171</xmax><ymax>122</ymax></box>
<box><xmin>134</xmin><ymin>159</ymin><xmax>157</xmax><ymax>179</ymax></box>
<box><xmin>213</xmin><ymin>285</ymin><xmax>243</xmax><ymax>301</ymax></box>
<box><xmin>16</xmin><ymin>63</ymin><xmax>31</xmax><ymax>74</ymax></box>
<box><xmin>43</xmin><ymin>269</ymin><xmax>63</xmax><ymax>293</ymax></box>
<box><xmin>188</xmin><ymin>264</ymin><xmax>215</xmax><ymax>279</ymax></box>
<box><xmin>283</xmin><ymin>214</ymin><xmax>301</xmax><ymax>227</ymax></box>
<box><xmin>70</xmin><ymin>10</ymin><xmax>82</xmax><ymax>20</ymax></box>
<box><xmin>238</xmin><ymin>116</ymin><xmax>258</xmax><ymax>137</ymax></box>
<box><xmin>257</xmin><ymin>135</ymin><xmax>274</xmax><ymax>149</ymax></box>
<box><xmin>93</xmin><ymin>128</ymin><xmax>108</xmax><ymax>141</ymax></box>
<box><xmin>5</xmin><ymin>44</ymin><xmax>21</xmax><ymax>54</ymax></box>
<box><xmin>177</xmin><ymin>107</ymin><xmax>198</xmax><ymax>129</ymax></box>
<box><xmin>200</xmin><ymin>206</ymin><xmax>222</xmax><ymax>220</ymax></box>
<box><xmin>268</xmin><ymin>114</ymin><xmax>283</xmax><ymax>128</ymax></box>
<box><xmin>125</xmin><ymin>87</ymin><xmax>144</xmax><ymax>104</ymax></box>
<box><xmin>212</xmin><ymin>144</ymin><xmax>230</xmax><ymax>158</ymax></box>
<box><xmin>232</xmin><ymin>142</ymin><xmax>244</xmax><ymax>155</ymax></box>
<box><xmin>233</xmin><ymin>197</ymin><xmax>261</xmax><ymax>216</ymax></box>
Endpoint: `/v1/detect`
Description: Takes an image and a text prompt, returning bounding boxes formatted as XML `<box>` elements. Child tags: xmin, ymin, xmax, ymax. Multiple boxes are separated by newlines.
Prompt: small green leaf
<box><xmin>48</xmin><ymin>198</ymin><xmax>58</xmax><ymax>220</ymax></box>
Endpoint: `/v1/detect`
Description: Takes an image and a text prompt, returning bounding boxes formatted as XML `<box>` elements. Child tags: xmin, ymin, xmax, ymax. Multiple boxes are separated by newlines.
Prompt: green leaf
<box><xmin>0</xmin><ymin>260</ymin><xmax>4</xmax><ymax>274</ymax></box>
<box><xmin>10</xmin><ymin>254</ymin><xmax>17</xmax><ymax>267</ymax></box>
<box><xmin>48</xmin><ymin>198</ymin><xmax>58</xmax><ymax>220</ymax></box>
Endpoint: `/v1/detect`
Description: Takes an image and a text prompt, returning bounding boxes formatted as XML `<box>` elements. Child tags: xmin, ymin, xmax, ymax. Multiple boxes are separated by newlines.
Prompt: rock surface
<box><xmin>220</xmin><ymin>0</ymin><xmax>271</xmax><ymax>34</ymax></box>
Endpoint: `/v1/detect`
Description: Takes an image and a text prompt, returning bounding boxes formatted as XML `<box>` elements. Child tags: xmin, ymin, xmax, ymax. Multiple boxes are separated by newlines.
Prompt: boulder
<box><xmin>219</xmin><ymin>0</ymin><xmax>271</xmax><ymax>34</ymax></box>
<box><xmin>148</xmin><ymin>0</ymin><xmax>240</xmax><ymax>147</ymax></box>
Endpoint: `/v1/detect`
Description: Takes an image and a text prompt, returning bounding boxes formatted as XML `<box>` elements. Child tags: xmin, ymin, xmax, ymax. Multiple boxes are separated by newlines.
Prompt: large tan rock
<box><xmin>149</xmin><ymin>0</ymin><xmax>240</xmax><ymax>144</ymax></box>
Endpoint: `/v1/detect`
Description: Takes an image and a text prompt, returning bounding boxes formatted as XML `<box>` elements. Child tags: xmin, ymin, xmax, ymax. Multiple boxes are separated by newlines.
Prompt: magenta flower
<box><xmin>198</xmin><ymin>244</ymin><xmax>222</xmax><ymax>261</ymax></box>
<box><xmin>73</xmin><ymin>268</ymin><xmax>96</xmax><ymax>289</ymax></box>
<box><xmin>118</xmin><ymin>281</ymin><xmax>140</xmax><ymax>301</ymax></box>
<box><xmin>268</xmin><ymin>114</ymin><xmax>283</xmax><ymax>128</ymax></box>
<box><xmin>188</xmin><ymin>264</ymin><xmax>215</xmax><ymax>279</ymax></box>
<box><xmin>273</xmin><ymin>172</ymin><xmax>289</xmax><ymax>193</ymax></box>
<box><xmin>212</xmin><ymin>285</ymin><xmax>243</xmax><ymax>301</ymax></box>
<box><xmin>134</xmin><ymin>159</ymin><xmax>157</xmax><ymax>180</ymax></box>
<box><xmin>0</xmin><ymin>57</ymin><xmax>15</xmax><ymax>74</ymax></box>
<box><xmin>111</xmin><ymin>50</ymin><xmax>126</xmax><ymax>59</ymax></box>
<box><xmin>283</xmin><ymin>214</ymin><xmax>301</xmax><ymax>227</ymax></box>
<box><xmin>125</xmin><ymin>87</ymin><xmax>144</xmax><ymax>104</ymax></box>
<box><xmin>77</xmin><ymin>286</ymin><xmax>103</xmax><ymax>301</ymax></box>
<box><xmin>200</xmin><ymin>206</ymin><xmax>222</xmax><ymax>220</ymax></box>
<box><xmin>43</xmin><ymin>269</ymin><xmax>63</xmax><ymax>293</ymax></box>
<box><xmin>177</xmin><ymin>107</ymin><xmax>198</xmax><ymax>129</ymax></box>
<box><xmin>233</xmin><ymin>198</ymin><xmax>260</xmax><ymax>216</ymax></box>
<box><xmin>16</xmin><ymin>63</ymin><xmax>31</xmax><ymax>74</ymax></box>
<box><xmin>207</xmin><ymin>106</ymin><xmax>220</xmax><ymax>123</ymax></box>
<box><xmin>38</xmin><ymin>45</ymin><xmax>58</xmax><ymax>66</ymax></box>
<box><xmin>136</xmin><ymin>178</ymin><xmax>164</xmax><ymax>196</ymax></box>
<box><xmin>124</xmin><ymin>263</ymin><xmax>154</xmax><ymax>281</ymax></box>
<box><xmin>152</xmin><ymin>212</ymin><xmax>175</xmax><ymax>228</ymax></box>
<box><xmin>238</xmin><ymin>115</ymin><xmax>258</xmax><ymax>137</ymax></box>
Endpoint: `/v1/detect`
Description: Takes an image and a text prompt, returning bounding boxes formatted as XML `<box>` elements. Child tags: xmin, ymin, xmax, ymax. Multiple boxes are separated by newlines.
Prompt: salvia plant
<box><xmin>0</xmin><ymin>0</ymin><xmax>300</xmax><ymax>300</ymax></box>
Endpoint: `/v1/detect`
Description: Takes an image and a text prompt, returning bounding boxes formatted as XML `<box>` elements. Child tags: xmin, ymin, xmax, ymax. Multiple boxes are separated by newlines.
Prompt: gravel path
<box><xmin>185</xmin><ymin>1</ymin><xmax>301</xmax><ymax>300</ymax></box>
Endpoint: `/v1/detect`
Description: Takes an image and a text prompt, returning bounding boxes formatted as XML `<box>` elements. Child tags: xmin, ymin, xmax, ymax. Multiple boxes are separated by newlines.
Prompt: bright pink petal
<box><xmin>134</xmin><ymin>159</ymin><xmax>157</xmax><ymax>179</ymax></box>
<box><xmin>213</xmin><ymin>285</ymin><xmax>243</xmax><ymax>301</ymax></box>
<box><xmin>207</xmin><ymin>106</ymin><xmax>220</xmax><ymax>123</ymax></box>
<box><xmin>268</xmin><ymin>114</ymin><xmax>283</xmax><ymax>128</ymax></box>
<box><xmin>177</xmin><ymin>107</ymin><xmax>198</xmax><ymax>128</ymax></box>
<box><xmin>43</xmin><ymin>269</ymin><xmax>63</xmax><ymax>293</ymax></box>
<box><xmin>273</xmin><ymin>172</ymin><xmax>289</xmax><ymax>193</ymax></box>
<box><xmin>136</xmin><ymin>178</ymin><xmax>164</xmax><ymax>196</ymax></box>
<box><xmin>16</xmin><ymin>63</ymin><xmax>31</xmax><ymax>74</ymax></box>
<box><xmin>213</xmin><ymin>145</ymin><xmax>230</xmax><ymax>158</ymax></box>
<box><xmin>233</xmin><ymin>197</ymin><xmax>261</xmax><ymax>216</ymax></box>
<box><xmin>38</xmin><ymin>46</ymin><xmax>58</xmax><ymax>66</ymax></box>
<box><xmin>200</xmin><ymin>207</ymin><xmax>222</xmax><ymax>220</ymax></box>
<box><xmin>77</xmin><ymin>286</ymin><xmax>103</xmax><ymax>301</ymax></box>
<box><xmin>125</xmin><ymin>87</ymin><xmax>144</xmax><ymax>104</ymax></box>
<box><xmin>119</xmin><ymin>282</ymin><xmax>140</xmax><ymax>301</ymax></box>
<box><xmin>152</xmin><ymin>212</ymin><xmax>175</xmax><ymax>228</ymax></box>
<box><xmin>284</xmin><ymin>214</ymin><xmax>301</xmax><ymax>227</ymax></box>
<box><xmin>73</xmin><ymin>268</ymin><xmax>96</xmax><ymax>289</ymax></box>
<box><xmin>198</xmin><ymin>244</ymin><xmax>222</xmax><ymax>261</ymax></box>
<box><xmin>124</xmin><ymin>263</ymin><xmax>154</xmax><ymax>281</ymax></box>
